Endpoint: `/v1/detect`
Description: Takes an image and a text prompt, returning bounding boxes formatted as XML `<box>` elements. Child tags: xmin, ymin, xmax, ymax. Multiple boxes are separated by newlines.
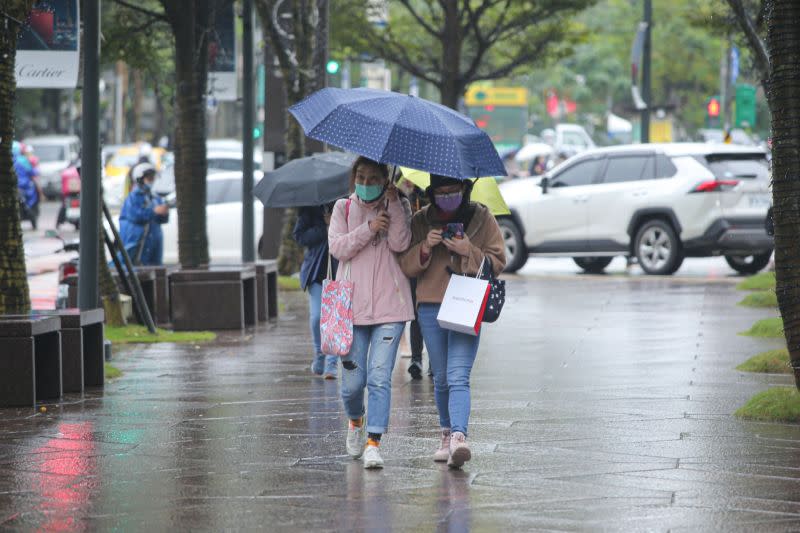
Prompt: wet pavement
<box><xmin>1</xmin><ymin>272</ymin><xmax>799</xmax><ymax>531</ymax></box>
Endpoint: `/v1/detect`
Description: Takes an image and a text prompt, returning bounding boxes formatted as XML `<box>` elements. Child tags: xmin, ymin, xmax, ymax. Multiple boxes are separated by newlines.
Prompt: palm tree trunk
<box><xmin>766</xmin><ymin>0</ymin><xmax>800</xmax><ymax>389</ymax></box>
<box><xmin>0</xmin><ymin>2</ymin><xmax>34</xmax><ymax>315</ymax></box>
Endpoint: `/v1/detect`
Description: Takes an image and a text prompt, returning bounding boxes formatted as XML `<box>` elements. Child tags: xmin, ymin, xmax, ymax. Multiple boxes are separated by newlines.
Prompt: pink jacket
<box><xmin>328</xmin><ymin>193</ymin><xmax>415</xmax><ymax>326</ymax></box>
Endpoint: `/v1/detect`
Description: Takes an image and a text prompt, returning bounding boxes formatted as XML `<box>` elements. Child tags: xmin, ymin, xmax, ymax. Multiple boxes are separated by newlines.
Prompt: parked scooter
<box><xmin>45</xmin><ymin>230</ymin><xmax>80</xmax><ymax>309</ymax></box>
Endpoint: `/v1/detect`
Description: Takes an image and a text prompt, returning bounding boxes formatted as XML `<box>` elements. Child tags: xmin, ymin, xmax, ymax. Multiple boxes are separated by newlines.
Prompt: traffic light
<box><xmin>253</xmin><ymin>125</ymin><xmax>263</xmax><ymax>139</ymax></box>
<box><xmin>707</xmin><ymin>97</ymin><xmax>720</xmax><ymax>118</ymax></box>
<box><xmin>326</xmin><ymin>60</ymin><xmax>340</xmax><ymax>75</ymax></box>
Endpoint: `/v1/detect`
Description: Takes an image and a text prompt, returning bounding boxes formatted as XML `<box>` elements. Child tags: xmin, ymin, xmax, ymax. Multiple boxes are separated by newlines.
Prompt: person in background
<box><xmin>119</xmin><ymin>163</ymin><xmax>168</xmax><ymax>266</ymax></box>
<box><xmin>294</xmin><ymin>203</ymin><xmax>340</xmax><ymax>379</ymax></box>
<box><xmin>400</xmin><ymin>174</ymin><xmax>506</xmax><ymax>469</ymax></box>
<box><xmin>328</xmin><ymin>156</ymin><xmax>414</xmax><ymax>469</ymax></box>
<box><xmin>13</xmin><ymin>141</ymin><xmax>40</xmax><ymax>229</ymax></box>
<box><xmin>530</xmin><ymin>154</ymin><xmax>547</xmax><ymax>176</ymax></box>
<box><xmin>397</xmin><ymin>176</ymin><xmax>429</xmax><ymax>380</ymax></box>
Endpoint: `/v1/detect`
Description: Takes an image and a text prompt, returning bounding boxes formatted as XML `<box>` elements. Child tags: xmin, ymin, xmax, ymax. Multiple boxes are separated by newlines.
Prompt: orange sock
<box><xmin>367</xmin><ymin>438</ymin><xmax>380</xmax><ymax>448</ymax></box>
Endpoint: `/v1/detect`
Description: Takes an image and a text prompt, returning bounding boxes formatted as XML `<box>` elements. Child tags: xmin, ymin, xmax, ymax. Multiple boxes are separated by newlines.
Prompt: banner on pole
<box><xmin>16</xmin><ymin>0</ymin><xmax>80</xmax><ymax>88</ymax></box>
<box><xmin>208</xmin><ymin>4</ymin><xmax>237</xmax><ymax>102</ymax></box>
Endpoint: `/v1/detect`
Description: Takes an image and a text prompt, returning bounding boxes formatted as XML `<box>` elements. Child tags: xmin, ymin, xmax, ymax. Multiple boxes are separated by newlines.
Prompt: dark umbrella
<box><xmin>252</xmin><ymin>152</ymin><xmax>355</xmax><ymax>208</ymax></box>
<box><xmin>289</xmin><ymin>88</ymin><xmax>506</xmax><ymax>179</ymax></box>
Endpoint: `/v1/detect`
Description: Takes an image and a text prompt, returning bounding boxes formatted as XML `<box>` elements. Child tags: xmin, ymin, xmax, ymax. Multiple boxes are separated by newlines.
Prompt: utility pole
<box><xmin>78</xmin><ymin>0</ymin><xmax>100</xmax><ymax>310</ymax></box>
<box><xmin>641</xmin><ymin>0</ymin><xmax>652</xmax><ymax>143</ymax></box>
<box><xmin>242</xmin><ymin>0</ymin><xmax>255</xmax><ymax>263</ymax></box>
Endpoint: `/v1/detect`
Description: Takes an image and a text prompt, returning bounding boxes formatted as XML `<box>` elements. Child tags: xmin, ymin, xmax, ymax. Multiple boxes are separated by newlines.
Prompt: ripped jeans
<box><xmin>340</xmin><ymin>322</ymin><xmax>405</xmax><ymax>434</ymax></box>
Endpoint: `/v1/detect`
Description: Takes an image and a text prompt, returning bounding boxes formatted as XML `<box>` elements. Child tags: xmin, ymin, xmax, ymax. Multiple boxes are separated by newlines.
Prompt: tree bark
<box><xmin>765</xmin><ymin>0</ymin><xmax>800</xmax><ymax>389</ymax></box>
<box><xmin>0</xmin><ymin>1</ymin><xmax>34</xmax><ymax>315</ymax></box>
<box><xmin>439</xmin><ymin>0</ymin><xmax>463</xmax><ymax>110</ymax></box>
<box><xmin>164</xmin><ymin>1</ymin><xmax>211</xmax><ymax>268</ymax></box>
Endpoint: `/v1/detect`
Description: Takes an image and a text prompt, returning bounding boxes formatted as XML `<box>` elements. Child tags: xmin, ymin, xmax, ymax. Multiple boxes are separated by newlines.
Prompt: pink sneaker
<box><xmin>433</xmin><ymin>429</ymin><xmax>451</xmax><ymax>462</ymax></box>
<box><xmin>447</xmin><ymin>431</ymin><xmax>471</xmax><ymax>468</ymax></box>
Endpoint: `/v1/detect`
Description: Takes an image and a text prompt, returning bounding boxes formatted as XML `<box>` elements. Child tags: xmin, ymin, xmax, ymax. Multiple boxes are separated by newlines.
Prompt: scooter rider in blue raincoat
<box><xmin>13</xmin><ymin>141</ymin><xmax>39</xmax><ymax>211</ymax></box>
<box><xmin>119</xmin><ymin>163</ymin><xmax>169</xmax><ymax>265</ymax></box>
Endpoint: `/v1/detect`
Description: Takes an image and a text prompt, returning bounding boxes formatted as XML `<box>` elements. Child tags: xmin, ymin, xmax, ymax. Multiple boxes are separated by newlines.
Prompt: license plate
<box><xmin>66</xmin><ymin>207</ymin><xmax>80</xmax><ymax>219</ymax></box>
<box><xmin>748</xmin><ymin>194</ymin><xmax>771</xmax><ymax>207</ymax></box>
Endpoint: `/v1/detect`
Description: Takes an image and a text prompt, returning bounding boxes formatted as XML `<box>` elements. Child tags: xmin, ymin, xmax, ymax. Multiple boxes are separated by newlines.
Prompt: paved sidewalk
<box><xmin>1</xmin><ymin>275</ymin><xmax>799</xmax><ymax>531</ymax></box>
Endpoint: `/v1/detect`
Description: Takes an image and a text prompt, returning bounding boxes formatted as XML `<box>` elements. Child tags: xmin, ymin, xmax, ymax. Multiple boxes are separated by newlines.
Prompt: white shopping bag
<box><xmin>437</xmin><ymin>274</ymin><xmax>491</xmax><ymax>336</ymax></box>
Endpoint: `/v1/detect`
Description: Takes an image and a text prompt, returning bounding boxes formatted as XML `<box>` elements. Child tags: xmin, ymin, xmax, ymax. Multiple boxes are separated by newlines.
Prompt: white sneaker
<box><xmin>346</xmin><ymin>420</ymin><xmax>366</xmax><ymax>459</ymax></box>
<box><xmin>363</xmin><ymin>444</ymin><xmax>384</xmax><ymax>469</ymax></box>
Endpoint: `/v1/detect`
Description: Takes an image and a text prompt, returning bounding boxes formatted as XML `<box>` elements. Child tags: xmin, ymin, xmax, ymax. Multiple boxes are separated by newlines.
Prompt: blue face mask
<box><xmin>355</xmin><ymin>183</ymin><xmax>384</xmax><ymax>202</ymax></box>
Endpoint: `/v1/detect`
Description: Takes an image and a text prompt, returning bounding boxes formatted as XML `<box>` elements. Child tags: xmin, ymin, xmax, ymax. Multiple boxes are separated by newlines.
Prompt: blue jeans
<box><xmin>340</xmin><ymin>322</ymin><xmax>405</xmax><ymax>434</ymax></box>
<box><xmin>417</xmin><ymin>304</ymin><xmax>480</xmax><ymax>436</ymax></box>
<box><xmin>308</xmin><ymin>282</ymin><xmax>338</xmax><ymax>375</ymax></box>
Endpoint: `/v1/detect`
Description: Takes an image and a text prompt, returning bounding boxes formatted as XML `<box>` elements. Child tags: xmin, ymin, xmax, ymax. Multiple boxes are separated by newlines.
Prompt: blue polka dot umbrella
<box><xmin>288</xmin><ymin>88</ymin><xmax>506</xmax><ymax>180</ymax></box>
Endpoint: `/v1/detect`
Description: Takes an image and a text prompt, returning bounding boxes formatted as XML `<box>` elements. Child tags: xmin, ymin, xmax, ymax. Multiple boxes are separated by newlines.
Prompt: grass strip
<box><xmin>106</xmin><ymin>325</ymin><xmax>216</xmax><ymax>344</ymax></box>
<box><xmin>735</xmin><ymin>387</ymin><xmax>800</xmax><ymax>423</ymax></box>
<box><xmin>736</xmin><ymin>271</ymin><xmax>776</xmax><ymax>291</ymax></box>
<box><xmin>736</xmin><ymin>349</ymin><xmax>792</xmax><ymax>374</ymax></box>
<box><xmin>104</xmin><ymin>363</ymin><xmax>122</xmax><ymax>380</ymax></box>
<box><xmin>278</xmin><ymin>276</ymin><xmax>301</xmax><ymax>291</ymax></box>
<box><xmin>738</xmin><ymin>290</ymin><xmax>778</xmax><ymax>308</ymax></box>
<box><xmin>740</xmin><ymin>317</ymin><xmax>784</xmax><ymax>338</ymax></box>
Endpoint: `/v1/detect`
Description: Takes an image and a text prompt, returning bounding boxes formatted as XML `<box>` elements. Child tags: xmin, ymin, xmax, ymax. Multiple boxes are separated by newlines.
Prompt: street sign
<box><xmin>735</xmin><ymin>84</ymin><xmax>757</xmax><ymax>128</ymax></box>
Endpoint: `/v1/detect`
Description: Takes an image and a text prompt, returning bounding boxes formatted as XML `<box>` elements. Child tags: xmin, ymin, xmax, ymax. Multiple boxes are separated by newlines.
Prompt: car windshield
<box><xmin>704</xmin><ymin>154</ymin><xmax>768</xmax><ymax>180</ymax></box>
<box><xmin>208</xmin><ymin>158</ymin><xmax>242</xmax><ymax>171</ymax></box>
<box><xmin>29</xmin><ymin>144</ymin><xmax>65</xmax><ymax>162</ymax></box>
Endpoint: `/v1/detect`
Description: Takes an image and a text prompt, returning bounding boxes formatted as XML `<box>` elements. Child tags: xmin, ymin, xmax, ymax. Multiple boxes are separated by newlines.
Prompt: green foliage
<box><xmin>106</xmin><ymin>325</ymin><xmax>216</xmax><ymax>344</ymax></box>
<box><xmin>735</xmin><ymin>387</ymin><xmax>800</xmax><ymax>423</ymax></box>
<box><xmin>278</xmin><ymin>276</ymin><xmax>301</xmax><ymax>291</ymax></box>
<box><xmin>104</xmin><ymin>363</ymin><xmax>123</xmax><ymax>380</ymax></box>
<box><xmin>736</xmin><ymin>271</ymin><xmax>776</xmax><ymax>291</ymax></box>
<box><xmin>522</xmin><ymin>0</ymin><xmax>736</xmax><ymax>135</ymax></box>
<box><xmin>738</xmin><ymin>290</ymin><xmax>778</xmax><ymax>308</ymax></box>
<box><xmin>334</xmin><ymin>0</ymin><xmax>594</xmax><ymax>105</ymax></box>
<box><xmin>737</xmin><ymin>349</ymin><xmax>792</xmax><ymax>374</ymax></box>
<box><xmin>740</xmin><ymin>317</ymin><xmax>784</xmax><ymax>338</ymax></box>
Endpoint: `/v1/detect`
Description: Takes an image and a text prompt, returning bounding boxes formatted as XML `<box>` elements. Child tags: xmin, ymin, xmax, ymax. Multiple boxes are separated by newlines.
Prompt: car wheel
<box><xmin>573</xmin><ymin>257</ymin><xmax>613</xmax><ymax>274</ymax></box>
<box><xmin>634</xmin><ymin>219</ymin><xmax>684</xmax><ymax>275</ymax></box>
<box><xmin>725</xmin><ymin>251</ymin><xmax>773</xmax><ymax>275</ymax></box>
<box><xmin>497</xmin><ymin>218</ymin><xmax>527</xmax><ymax>273</ymax></box>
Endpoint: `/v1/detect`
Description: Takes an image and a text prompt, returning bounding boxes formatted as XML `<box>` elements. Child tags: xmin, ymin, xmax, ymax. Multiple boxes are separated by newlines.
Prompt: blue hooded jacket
<box><xmin>293</xmin><ymin>206</ymin><xmax>338</xmax><ymax>290</ymax></box>
<box><xmin>119</xmin><ymin>183</ymin><xmax>168</xmax><ymax>265</ymax></box>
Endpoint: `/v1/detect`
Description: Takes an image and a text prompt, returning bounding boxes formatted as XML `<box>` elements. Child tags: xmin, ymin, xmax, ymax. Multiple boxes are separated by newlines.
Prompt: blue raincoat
<box><xmin>13</xmin><ymin>143</ymin><xmax>38</xmax><ymax>209</ymax></box>
<box><xmin>119</xmin><ymin>183</ymin><xmax>168</xmax><ymax>265</ymax></box>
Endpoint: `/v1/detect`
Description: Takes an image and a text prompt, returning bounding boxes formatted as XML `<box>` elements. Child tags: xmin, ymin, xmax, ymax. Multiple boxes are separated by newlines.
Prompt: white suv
<box><xmin>497</xmin><ymin>143</ymin><xmax>773</xmax><ymax>275</ymax></box>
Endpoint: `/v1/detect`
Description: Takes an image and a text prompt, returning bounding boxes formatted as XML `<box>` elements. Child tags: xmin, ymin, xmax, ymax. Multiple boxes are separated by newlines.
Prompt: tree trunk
<box><xmin>98</xmin><ymin>219</ymin><xmax>126</xmax><ymax>326</ymax></box>
<box><xmin>439</xmin><ymin>0</ymin><xmax>462</xmax><ymax>110</ymax></box>
<box><xmin>0</xmin><ymin>2</ymin><xmax>33</xmax><ymax>315</ymax></box>
<box><xmin>276</xmin><ymin>111</ymin><xmax>306</xmax><ymax>275</ymax></box>
<box><xmin>169</xmin><ymin>5</ymin><xmax>210</xmax><ymax>268</ymax></box>
<box><xmin>765</xmin><ymin>0</ymin><xmax>800</xmax><ymax>389</ymax></box>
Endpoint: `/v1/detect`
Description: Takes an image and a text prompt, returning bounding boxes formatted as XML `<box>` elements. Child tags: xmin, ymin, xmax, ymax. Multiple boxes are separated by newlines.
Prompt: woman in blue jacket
<box><xmin>293</xmin><ymin>205</ymin><xmax>339</xmax><ymax>378</ymax></box>
<box><xmin>119</xmin><ymin>164</ymin><xmax>169</xmax><ymax>266</ymax></box>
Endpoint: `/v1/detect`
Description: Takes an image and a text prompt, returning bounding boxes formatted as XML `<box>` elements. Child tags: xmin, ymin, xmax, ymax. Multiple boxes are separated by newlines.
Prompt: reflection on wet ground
<box><xmin>1</xmin><ymin>274</ymin><xmax>799</xmax><ymax>530</ymax></box>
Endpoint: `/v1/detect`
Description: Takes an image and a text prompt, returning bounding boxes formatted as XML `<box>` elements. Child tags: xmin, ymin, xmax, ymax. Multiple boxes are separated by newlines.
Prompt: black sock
<box><xmin>367</xmin><ymin>433</ymin><xmax>382</xmax><ymax>443</ymax></box>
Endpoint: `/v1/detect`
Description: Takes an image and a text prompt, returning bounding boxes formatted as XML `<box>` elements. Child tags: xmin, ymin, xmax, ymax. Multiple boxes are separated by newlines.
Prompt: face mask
<box><xmin>355</xmin><ymin>183</ymin><xmax>384</xmax><ymax>202</ymax></box>
<box><xmin>434</xmin><ymin>192</ymin><xmax>463</xmax><ymax>212</ymax></box>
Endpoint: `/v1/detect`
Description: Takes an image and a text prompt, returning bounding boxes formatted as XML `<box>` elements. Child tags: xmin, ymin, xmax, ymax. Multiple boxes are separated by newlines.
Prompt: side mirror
<box><xmin>540</xmin><ymin>177</ymin><xmax>549</xmax><ymax>194</ymax></box>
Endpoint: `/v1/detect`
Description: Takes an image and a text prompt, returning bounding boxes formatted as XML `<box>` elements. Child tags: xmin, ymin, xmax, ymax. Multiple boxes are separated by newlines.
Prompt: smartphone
<box><xmin>442</xmin><ymin>222</ymin><xmax>464</xmax><ymax>240</ymax></box>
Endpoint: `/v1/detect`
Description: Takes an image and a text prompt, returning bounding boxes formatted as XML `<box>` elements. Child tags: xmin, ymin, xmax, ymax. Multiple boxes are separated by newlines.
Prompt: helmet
<box><xmin>132</xmin><ymin>162</ymin><xmax>156</xmax><ymax>183</ymax></box>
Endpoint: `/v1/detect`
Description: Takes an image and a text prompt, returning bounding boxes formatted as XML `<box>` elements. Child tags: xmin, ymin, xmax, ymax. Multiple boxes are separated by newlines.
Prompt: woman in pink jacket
<box><xmin>328</xmin><ymin>156</ymin><xmax>414</xmax><ymax>469</ymax></box>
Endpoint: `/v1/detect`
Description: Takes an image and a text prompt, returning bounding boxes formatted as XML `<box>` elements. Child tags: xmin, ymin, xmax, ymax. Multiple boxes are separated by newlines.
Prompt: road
<box><xmin>23</xmin><ymin>199</ymin><xmax>767</xmax><ymax>309</ymax></box>
<box><xmin>1</xmin><ymin>264</ymin><xmax>796</xmax><ymax>530</ymax></box>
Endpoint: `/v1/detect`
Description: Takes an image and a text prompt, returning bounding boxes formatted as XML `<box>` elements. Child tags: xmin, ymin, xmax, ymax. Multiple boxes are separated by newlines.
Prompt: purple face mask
<box><xmin>434</xmin><ymin>192</ymin><xmax>463</xmax><ymax>212</ymax></box>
